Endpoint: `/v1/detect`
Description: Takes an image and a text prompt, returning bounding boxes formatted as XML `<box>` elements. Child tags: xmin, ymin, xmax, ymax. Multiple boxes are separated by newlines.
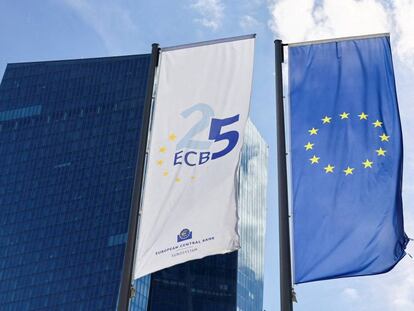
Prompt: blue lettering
<box><xmin>199</xmin><ymin>152</ymin><xmax>210</xmax><ymax>165</ymax></box>
<box><xmin>184</xmin><ymin>151</ymin><xmax>197</xmax><ymax>166</ymax></box>
<box><xmin>174</xmin><ymin>151</ymin><xmax>183</xmax><ymax>166</ymax></box>
<box><xmin>174</xmin><ymin>150</ymin><xmax>211</xmax><ymax>166</ymax></box>
<box><xmin>208</xmin><ymin>115</ymin><xmax>240</xmax><ymax>160</ymax></box>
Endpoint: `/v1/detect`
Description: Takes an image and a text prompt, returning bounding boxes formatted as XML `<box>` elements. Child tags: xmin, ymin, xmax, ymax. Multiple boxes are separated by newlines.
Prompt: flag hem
<box><xmin>294</xmin><ymin>235</ymin><xmax>409</xmax><ymax>284</ymax></box>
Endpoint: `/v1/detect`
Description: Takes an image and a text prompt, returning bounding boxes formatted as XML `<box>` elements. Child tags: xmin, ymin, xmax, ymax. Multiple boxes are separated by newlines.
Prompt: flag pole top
<box><xmin>161</xmin><ymin>34</ymin><xmax>256</xmax><ymax>52</ymax></box>
<box><xmin>282</xmin><ymin>32</ymin><xmax>390</xmax><ymax>47</ymax></box>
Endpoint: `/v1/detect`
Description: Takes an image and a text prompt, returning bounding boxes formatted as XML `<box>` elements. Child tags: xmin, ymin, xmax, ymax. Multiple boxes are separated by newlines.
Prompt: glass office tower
<box><xmin>132</xmin><ymin>120</ymin><xmax>268</xmax><ymax>311</ymax></box>
<box><xmin>236</xmin><ymin>120</ymin><xmax>268</xmax><ymax>311</ymax></box>
<box><xmin>0</xmin><ymin>55</ymin><xmax>151</xmax><ymax>310</ymax></box>
<box><xmin>0</xmin><ymin>54</ymin><xmax>267</xmax><ymax>311</ymax></box>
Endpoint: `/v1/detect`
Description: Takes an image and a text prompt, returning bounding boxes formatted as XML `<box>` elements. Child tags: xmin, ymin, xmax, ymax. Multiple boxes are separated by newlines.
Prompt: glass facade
<box><xmin>132</xmin><ymin>120</ymin><xmax>268</xmax><ymax>311</ymax></box>
<box><xmin>0</xmin><ymin>54</ymin><xmax>151</xmax><ymax>310</ymax></box>
<box><xmin>237</xmin><ymin>120</ymin><xmax>268</xmax><ymax>311</ymax></box>
<box><xmin>130</xmin><ymin>275</ymin><xmax>150</xmax><ymax>311</ymax></box>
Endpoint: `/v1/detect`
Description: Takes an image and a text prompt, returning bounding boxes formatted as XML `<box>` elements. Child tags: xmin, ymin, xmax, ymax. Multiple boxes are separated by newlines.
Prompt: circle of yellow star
<box><xmin>362</xmin><ymin>159</ymin><xmax>373</xmax><ymax>168</ymax></box>
<box><xmin>373</xmin><ymin>120</ymin><xmax>383</xmax><ymax>128</ymax></box>
<box><xmin>308</xmin><ymin>128</ymin><xmax>318</xmax><ymax>135</ymax></box>
<box><xmin>159</xmin><ymin>146</ymin><xmax>167</xmax><ymax>153</ymax></box>
<box><xmin>380</xmin><ymin>133</ymin><xmax>390</xmax><ymax>142</ymax></box>
<box><xmin>168</xmin><ymin>133</ymin><xmax>177</xmax><ymax>141</ymax></box>
<box><xmin>324</xmin><ymin>164</ymin><xmax>334</xmax><ymax>173</ymax></box>
<box><xmin>156</xmin><ymin>160</ymin><xmax>164</xmax><ymax>166</ymax></box>
<box><xmin>322</xmin><ymin>116</ymin><xmax>331</xmax><ymax>124</ymax></box>
<box><xmin>304</xmin><ymin>142</ymin><xmax>314</xmax><ymax>150</ymax></box>
<box><xmin>358</xmin><ymin>112</ymin><xmax>368</xmax><ymax>120</ymax></box>
<box><xmin>309</xmin><ymin>155</ymin><xmax>320</xmax><ymax>164</ymax></box>
<box><xmin>343</xmin><ymin>166</ymin><xmax>354</xmax><ymax>175</ymax></box>
<box><xmin>339</xmin><ymin>112</ymin><xmax>350</xmax><ymax>119</ymax></box>
<box><xmin>376</xmin><ymin>147</ymin><xmax>386</xmax><ymax>156</ymax></box>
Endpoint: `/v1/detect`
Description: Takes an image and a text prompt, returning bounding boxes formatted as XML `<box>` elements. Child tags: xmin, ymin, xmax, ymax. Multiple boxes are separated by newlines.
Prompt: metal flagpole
<box><xmin>274</xmin><ymin>39</ymin><xmax>294</xmax><ymax>311</ymax></box>
<box><xmin>118</xmin><ymin>43</ymin><xmax>160</xmax><ymax>311</ymax></box>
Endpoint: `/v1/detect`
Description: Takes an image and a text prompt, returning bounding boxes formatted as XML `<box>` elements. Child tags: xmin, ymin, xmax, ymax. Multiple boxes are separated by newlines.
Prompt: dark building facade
<box><xmin>0</xmin><ymin>55</ymin><xmax>151</xmax><ymax>310</ymax></box>
<box><xmin>146</xmin><ymin>252</ymin><xmax>238</xmax><ymax>311</ymax></box>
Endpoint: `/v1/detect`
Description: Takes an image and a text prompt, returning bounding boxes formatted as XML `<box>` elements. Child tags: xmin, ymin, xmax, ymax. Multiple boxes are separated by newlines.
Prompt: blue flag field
<box><xmin>289</xmin><ymin>35</ymin><xmax>409</xmax><ymax>284</ymax></box>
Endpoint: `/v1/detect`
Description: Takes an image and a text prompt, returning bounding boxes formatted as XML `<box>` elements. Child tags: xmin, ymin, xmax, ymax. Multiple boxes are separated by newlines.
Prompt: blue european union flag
<box><xmin>289</xmin><ymin>35</ymin><xmax>409</xmax><ymax>284</ymax></box>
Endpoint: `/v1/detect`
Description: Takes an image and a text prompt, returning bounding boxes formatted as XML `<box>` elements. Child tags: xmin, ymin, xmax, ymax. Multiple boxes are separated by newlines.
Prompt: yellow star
<box><xmin>163</xmin><ymin>171</ymin><xmax>168</xmax><ymax>176</ymax></box>
<box><xmin>380</xmin><ymin>133</ymin><xmax>390</xmax><ymax>142</ymax></box>
<box><xmin>373</xmin><ymin>120</ymin><xmax>383</xmax><ymax>128</ymax></box>
<box><xmin>159</xmin><ymin>146</ymin><xmax>167</xmax><ymax>153</ymax></box>
<box><xmin>339</xmin><ymin>112</ymin><xmax>350</xmax><ymax>119</ymax></box>
<box><xmin>309</xmin><ymin>155</ymin><xmax>320</xmax><ymax>164</ymax></box>
<box><xmin>304</xmin><ymin>142</ymin><xmax>314</xmax><ymax>151</ymax></box>
<box><xmin>343</xmin><ymin>166</ymin><xmax>354</xmax><ymax>176</ymax></box>
<box><xmin>156</xmin><ymin>160</ymin><xmax>163</xmax><ymax>166</ymax></box>
<box><xmin>191</xmin><ymin>176</ymin><xmax>196</xmax><ymax>181</ymax></box>
<box><xmin>362</xmin><ymin>159</ymin><xmax>373</xmax><ymax>168</ymax></box>
<box><xmin>324</xmin><ymin>164</ymin><xmax>334</xmax><ymax>173</ymax></box>
<box><xmin>322</xmin><ymin>116</ymin><xmax>331</xmax><ymax>124</ymax></box>
<box><xmin>376</xmin><ymin>147</ymin><xmax>386</xmax><ymax>156</ymax></box>
<box><xmin>308</xmin><ymin>128</ymin><xmax>318</xmax><ymax>135</ymax></box>
<box><xmin>168</xmin><ymin>133</ymin><xmax>177</xmax><ymax>141</ymax></box>
<box><xmin>358</xmin><ymin>112</ymin><xmax>368</xmax><ymax>120</ymax></box>
<box><xmin>175</xmin><ymin>177</ymin><xmax>181</xmax><ymax>182</ymax></box>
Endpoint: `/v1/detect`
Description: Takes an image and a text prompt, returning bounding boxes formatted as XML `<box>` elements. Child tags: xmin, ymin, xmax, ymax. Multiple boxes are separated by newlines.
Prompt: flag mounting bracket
<box><xmin>292</xmin><ymin>287</ymin><xmax>298</xmax><ymax>303</ymax></box>
<box><xmin>130</xmin><ymin>285</ymin><xmax>136</xmax><ymax>298</ymax></box>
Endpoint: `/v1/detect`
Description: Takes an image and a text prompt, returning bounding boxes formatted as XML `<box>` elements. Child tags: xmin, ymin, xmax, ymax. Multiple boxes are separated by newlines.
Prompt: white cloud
<box><xmin>342</xmin><ymin>287</ymin><xmax>360</xmax><ymax>300</ymax></box>
<box><xmin>240</xmin><ymin>15</ymin><xmax>260</xmax><ymax>30</ymax></box>
<box><xmin>393</xmin><ymin>0</ymin><xmax>414</xmax><ymax>69</ymax></box>
<box><xmin>62</xmin><ymin>0</ymin><xmax>138</xmax><ymax>53</ymax></box>
<box><xmin>268</xmin><ymin>0</ymin><xmax>414</xmax><ymax>71</ymax></box>
<box><xmin>374</xmin><ymin>253</ymin><xmax>414</xmax><ymax>310</ymax></box>
<box><xmin>191</xmin><ymin>0</ymin><xmax>224</xmax><ymax>30</ymax></box>
<box><xmin>269</xmin><ymin>0</ymin><xmax>389</xmax><ymax>42</ymax></box>
<box><xmin>268</xmin><ymin>0</ymin><xmax>318</xmax><ymax>42</ymax></box>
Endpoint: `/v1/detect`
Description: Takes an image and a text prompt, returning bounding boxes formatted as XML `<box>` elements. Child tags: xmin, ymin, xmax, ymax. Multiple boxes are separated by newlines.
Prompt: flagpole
<box><xmin>274</xmin><ymin>39</ymin><xmax>294</xmax><ymax>311</ymax></box>
<box><xmin>118</xmin><ymin>43</ymin><xmax>160</xmax><ymax>311</ymax></box>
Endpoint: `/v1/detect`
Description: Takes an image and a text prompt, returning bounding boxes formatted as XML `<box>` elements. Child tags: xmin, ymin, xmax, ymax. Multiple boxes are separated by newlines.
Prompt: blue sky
<box><xmin>1</xmin><ymin>1</ymin><xmax>414</xmax><ymax>310</ymax></box>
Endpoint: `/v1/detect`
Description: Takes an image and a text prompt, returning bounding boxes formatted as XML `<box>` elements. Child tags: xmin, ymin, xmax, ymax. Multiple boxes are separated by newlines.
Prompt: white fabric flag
<box><xmin>134</xmin><ymin>36</ymin><xmax>255</xmax><ymax>278</ymax></box>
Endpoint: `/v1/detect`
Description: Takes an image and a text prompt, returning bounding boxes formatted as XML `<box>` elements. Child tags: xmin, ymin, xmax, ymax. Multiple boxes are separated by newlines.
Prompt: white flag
<box><xmin>134</xmin><ymin>36</ymin><xmax>255</xmax><ymax>278</ymax></box>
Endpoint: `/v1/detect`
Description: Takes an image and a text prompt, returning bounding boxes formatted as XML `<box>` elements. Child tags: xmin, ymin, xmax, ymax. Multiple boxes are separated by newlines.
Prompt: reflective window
<box><xmin>236</xmin><ymin>120</ymin><xmax>268</xmax><ymax>311</ymax></box>
<box><xmin>0</xmin><ymin>55</ymin><xmax>151</xmax><ymax>310</ymax></box>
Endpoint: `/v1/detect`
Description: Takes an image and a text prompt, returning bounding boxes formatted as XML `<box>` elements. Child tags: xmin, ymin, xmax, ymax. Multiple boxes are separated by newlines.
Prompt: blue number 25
<box><xmin>208</xmin><ymin>114</ymin><xmax>240</xmax><ymax>160</ymax></box>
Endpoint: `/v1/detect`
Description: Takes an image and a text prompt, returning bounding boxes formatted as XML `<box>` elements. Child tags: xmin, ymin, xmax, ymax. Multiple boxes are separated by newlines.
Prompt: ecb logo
<box><xmin>177</xmin><ymin>228</ymin><xmax>192</xmax><ymax>242</ymax></box>
<box><xmin>174</xmin><ymin>103</ymin><xmax>240</xmax><ymax>167</ymax></box>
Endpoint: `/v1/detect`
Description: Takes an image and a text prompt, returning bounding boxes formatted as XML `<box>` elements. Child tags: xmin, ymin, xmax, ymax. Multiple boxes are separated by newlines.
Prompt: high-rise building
<box><xmin>237</xmin><ymin>120</ymin><xmax>268</xmax><ymax>311</ymax></box>
<box><xmin>131</xmin><ymin>120</ymin><xmax>268</xmax><ymax>311</ymax></box>
<box><xmin>0</xmin><ymin>55</ymin><xmax>151</xmax><ymax>310</ymax></box>
<box><xmin>0</xmin><ymin>54</ymin><xmax>267</xmax><ymax>311</ymax></box>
